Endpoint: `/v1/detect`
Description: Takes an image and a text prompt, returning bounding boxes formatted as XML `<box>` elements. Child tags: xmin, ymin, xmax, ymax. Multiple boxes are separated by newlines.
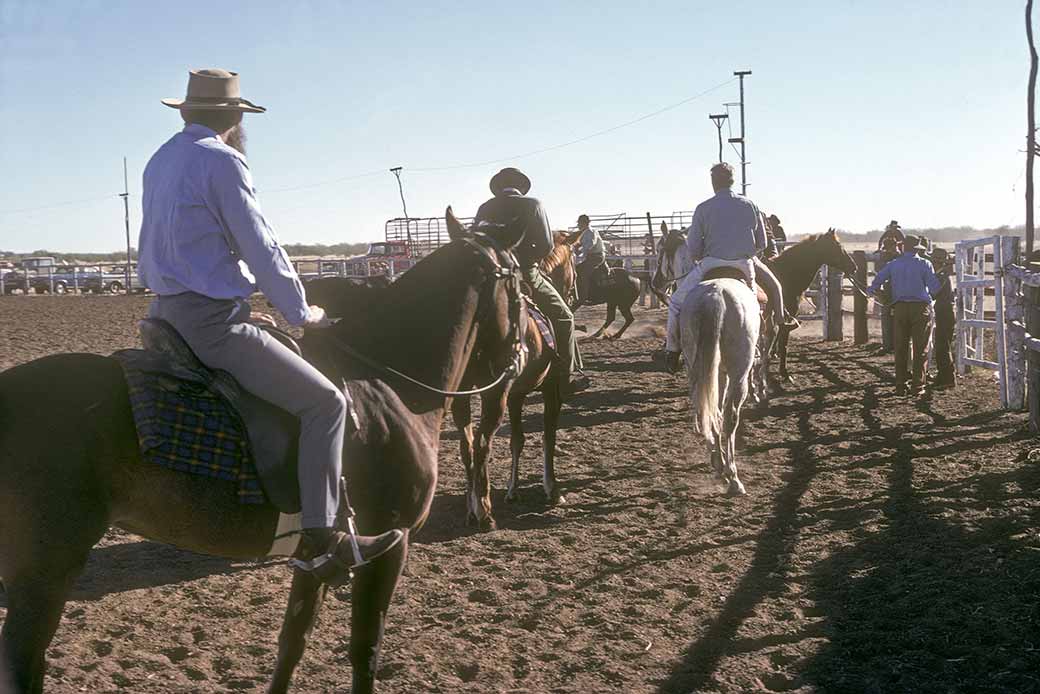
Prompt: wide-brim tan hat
<box><xmin>162</xmin><ymin>68</ymin><xmax>266</xmax><ymax>113</ymax></box>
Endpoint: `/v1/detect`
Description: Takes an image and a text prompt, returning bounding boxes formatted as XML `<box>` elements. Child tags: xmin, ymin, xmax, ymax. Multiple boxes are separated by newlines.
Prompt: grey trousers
<box><xmin>150</xmin><ymin>293</ymin><xmax>346</xmax><ymax>528</ymax></box>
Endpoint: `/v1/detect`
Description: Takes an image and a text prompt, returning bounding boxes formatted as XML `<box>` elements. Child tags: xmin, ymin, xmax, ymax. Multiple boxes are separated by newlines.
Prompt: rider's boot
<box><xmin>289</xmin><ymin>480</ymin><xmax>404</xmax><ymax>585</ymax></box>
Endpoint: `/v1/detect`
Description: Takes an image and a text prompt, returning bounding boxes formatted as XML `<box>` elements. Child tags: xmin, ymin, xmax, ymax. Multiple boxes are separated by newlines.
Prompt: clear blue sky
<box><xmin>0</xmin><ymin>0</ymin><xmax>1030</xmax><ymax>253</ymax></box>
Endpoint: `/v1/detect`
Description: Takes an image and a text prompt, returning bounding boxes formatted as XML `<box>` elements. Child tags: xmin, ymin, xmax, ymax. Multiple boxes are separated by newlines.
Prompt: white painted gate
<box><xmin>955</xmin><ymin>235</ymin><xmax>1020</xmax><ymax>408</ymax></box>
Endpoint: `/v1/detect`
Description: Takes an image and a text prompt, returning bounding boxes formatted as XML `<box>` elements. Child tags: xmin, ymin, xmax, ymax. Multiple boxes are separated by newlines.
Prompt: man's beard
<box><xmin>224</xmin><ymin>124</ymin><xmax>247</xmax><ymax>155</ymax></box>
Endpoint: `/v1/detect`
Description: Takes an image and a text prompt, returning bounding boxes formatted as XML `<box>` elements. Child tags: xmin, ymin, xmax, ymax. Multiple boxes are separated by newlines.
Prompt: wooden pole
<box><xmin>1027</xmin><ymin>284</ymin><xmax>1040</xmax><ymax>429</ymax></box>
<box><xmin>121</xmin><ymin>157</ymin><xmax>133</xmax><ymax>294</ymax></box>
<box><xmin>853</xmin><ymin>250</ymin><xmax>868</xmax><ymax>344</ymax></box>
<box><xmin>1027</xmin><ymin>0</ymin><xmax>1037</xmax><ymax>258</ymax></box>
<box><xmin>826</xmin><ymin>267</ymin><xmax>844</xmax><ymax>341</ymax></box>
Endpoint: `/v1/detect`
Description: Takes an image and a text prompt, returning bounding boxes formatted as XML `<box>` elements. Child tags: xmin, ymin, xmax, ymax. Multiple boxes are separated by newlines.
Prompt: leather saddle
<box><xmin>123</xmin><ymin>318</ymin><xmax>305</xmax><ymax>513</ymax></box>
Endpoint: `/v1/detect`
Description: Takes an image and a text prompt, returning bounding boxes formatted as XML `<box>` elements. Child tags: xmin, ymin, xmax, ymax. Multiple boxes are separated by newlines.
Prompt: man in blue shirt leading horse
<box><xmin>867</xmin><ymin>234</ymin><xmax>941</xmax><ymax>396</ymax></box>
<box><xmin>138</xmin><ymin>68</ymin><xmax>402</xmax><ymax>583</ymax></box>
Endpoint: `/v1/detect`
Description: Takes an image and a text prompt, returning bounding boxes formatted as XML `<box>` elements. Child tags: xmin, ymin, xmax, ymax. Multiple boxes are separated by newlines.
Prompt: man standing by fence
<box><xmin>867</xmin><ymin>235</ymin><xmax>941</xmax><ymax>396</ymax></box>
<box><xmin>930</xmin><ymin>247</ymin><xmax>956</xmax><ymax>389</ymax></box>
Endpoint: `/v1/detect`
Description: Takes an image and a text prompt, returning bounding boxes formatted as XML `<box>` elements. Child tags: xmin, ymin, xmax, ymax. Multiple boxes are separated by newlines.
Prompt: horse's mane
<box><xmin>540</xmin><ymin>235</ymin><xmax>573</xmax><ymax>274</ymax></box>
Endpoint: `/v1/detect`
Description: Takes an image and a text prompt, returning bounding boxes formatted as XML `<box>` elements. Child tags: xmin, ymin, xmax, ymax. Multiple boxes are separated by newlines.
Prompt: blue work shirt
<box><xmin>868</xmin><ymin>250</ymin><xmax>941</xmax><ymax>303</ymax></box>
<box><xmin>686</xmin><ymin>188</ymin><xmax>767</xmax><ymax>261</ymax></box>
<box><xmin>138</xmin><ymin>124</ymin><xmax>309</xmax><ymax>326</ymax></box>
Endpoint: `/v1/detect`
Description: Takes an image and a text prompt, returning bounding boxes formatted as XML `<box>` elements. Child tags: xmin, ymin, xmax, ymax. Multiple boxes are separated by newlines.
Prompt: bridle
<box><xmin>321</xmin><ymin>230</ymin><xmax>528</xmax><ymax>398</ymax></box>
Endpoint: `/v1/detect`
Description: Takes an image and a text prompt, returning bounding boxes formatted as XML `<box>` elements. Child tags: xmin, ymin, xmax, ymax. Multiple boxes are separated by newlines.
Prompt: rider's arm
<box><xmin>208</xmin><ymin>153</ymin><xmax>310</xmax><ymax>327</ymax></box>
<box><xmin>868</xmin><ymin>263</ymin><xmax>891</xmax><ymax>295</ymax></box>
<box><xmin>923</xmin><ymin>261</ymin><xmax>942</xmax><ymax>298</ymax></box>
<box><xmin>753</xmin><ymin>208</ymin><xmax>768</xmax><ymax>252</ymax></box>
<box><xmin>686</xmin><ymin>208</ymin><xmax>705</xmax><ymax>261</ymax></box>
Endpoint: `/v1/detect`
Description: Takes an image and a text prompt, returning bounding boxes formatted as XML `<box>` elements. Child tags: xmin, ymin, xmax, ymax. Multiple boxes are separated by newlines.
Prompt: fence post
<box><xmin>874</xmin><ymin>252</ymin><xmax>894</xmax><ymax>352</ymax></box>
<box><xmin>954</xmin><ymin>242</ymin><xmax>967</xmax><ymax>374</ymax></box>
<box><xmin>1003</xmin><ymin>237</ymin><xmax>1025</xmax><ymax>410</ymax></box>
<box><xmin>818</xmin><ymin>265</ymin><xmax>829</xmax><ymax>339</ymax></box>
<box><xmin>853</xmin><ymin>250</ymin><xmax>868</xmax><ymax>344</ymax></box>
<box><xmin>48</xmin><ymin>267</ymin><xmax>55</xmax><ymax>294</ymax></box>
<box><xmin>1028</xmin><ymin>284</ymin><xmax>1040</xmax><ymax>430</ymax></box>
<box><xmin>649</xmin><ymin>256</ymin><xmax>659</xmax><ymax>309</ymax></box>
<box><xmin>0</xmin><ymin>269</ymin><xmax>5</xmax><ymax>296</ymax></box>
<box><xmin>826</xmin><ymin>266</ymin><xmax>843</xmax><ymax>341</ymax></box>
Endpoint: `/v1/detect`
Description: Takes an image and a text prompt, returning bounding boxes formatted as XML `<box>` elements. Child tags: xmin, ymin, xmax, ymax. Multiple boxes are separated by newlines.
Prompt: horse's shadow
<box><xmin>0</xmin><ymin>540</ymin><xmax>268</xmax><ymax>606</ymax></box>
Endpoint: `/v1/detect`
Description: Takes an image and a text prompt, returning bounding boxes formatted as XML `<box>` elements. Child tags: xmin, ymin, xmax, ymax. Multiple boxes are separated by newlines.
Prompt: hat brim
<box><xmin>161</xmin><ymin>98</ymin><xmax>266</xmax><ymax>114</ymax></box>
<box><xmin>490</xmin><ymin>170</ymin><xmax>531</xmax><ymax>195</ymax></box>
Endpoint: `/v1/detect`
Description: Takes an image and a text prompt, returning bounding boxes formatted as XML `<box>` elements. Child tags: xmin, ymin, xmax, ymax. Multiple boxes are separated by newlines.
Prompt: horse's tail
<box><xmin>685</xmin><ymin>286</ymin><xmax>724</xmax><ymax>441</ymax></box>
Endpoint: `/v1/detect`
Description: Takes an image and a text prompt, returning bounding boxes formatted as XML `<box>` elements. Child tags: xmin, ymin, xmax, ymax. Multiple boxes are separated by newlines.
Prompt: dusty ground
<box><xmin>1</xmin><ymin>295</ymin><xmax>1039</xmax><ymax>693</ymax></box>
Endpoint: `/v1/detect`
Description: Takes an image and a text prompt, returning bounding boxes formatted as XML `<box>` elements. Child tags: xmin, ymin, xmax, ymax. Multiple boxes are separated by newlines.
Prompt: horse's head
<box><xmin>815</xmin><ymin>228</ymin><xmax>858</xmax><ymax>276</ymax></box>
<box><xmin>445</xmin><ymin>206</ymin><xmax>528</xmax><ymax>375</ymax></box>
<box><xmin>654</xmin><ymin>223</ymin><xmax>691</xmax><ymax>285</ymax></box>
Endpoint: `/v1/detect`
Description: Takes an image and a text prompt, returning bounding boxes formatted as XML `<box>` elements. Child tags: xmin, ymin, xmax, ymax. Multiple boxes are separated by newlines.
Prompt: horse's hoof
<box><xmin>726</xmin><ymin>480</ymin><xmax>747</xmax><ymax>496</ymax></box>
<box><xmin>546</xmin><ymin>490</ymin><xmax>566</xmax><ymax>506</ymax></box>
<box><xmin>478</xmin><ymin>517</ymin><xmax>498</xmax><ymax>532</ymax></box>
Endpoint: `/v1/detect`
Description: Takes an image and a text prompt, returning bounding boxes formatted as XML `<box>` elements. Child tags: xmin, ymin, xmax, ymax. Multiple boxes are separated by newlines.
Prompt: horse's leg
<box><xmin>471</xmin><ymin>389</ymin><xmax>508</xmax><ymax>531</ymax></box>
<box><xmin>777</xmin><ymin>325</ymin><xmax>792</xmax><ymax>385</ymax></box>
<box><xmin>541</xmin><ymin>383</ymin><xmax>564</xmax><ymax>505</ymax></box>
<box><xmin>590</xmin><ymin>303</ymin><xmax>617</xmax><ymax>340</ymax></box>
<box><xmin>722</xmin><ymin>377</ymin><xmax>749</xmax><ymax>497</ymax></box>
<box><xmin>349</xmin><ymin>535</ymin><xmax>409</xmax><ymax>694</ymax></box>
<box><xmin>451</xmin><ymin>395</ymin><xmax>478</xmax><ymax>525</ymax></box>
<box><xmin>505</xmin><ymin>392</ymin><xmax>525</xmax><ymax>502</ymax></box>
<box><xmin>267</xmin><ymin>571</ymin><xmax>327</xmax><ymax>694</ymax></box>
<box><xmin>607</xmin><ymin>298</ymin><xmax>636</xmax><ymax>340</ymax></box>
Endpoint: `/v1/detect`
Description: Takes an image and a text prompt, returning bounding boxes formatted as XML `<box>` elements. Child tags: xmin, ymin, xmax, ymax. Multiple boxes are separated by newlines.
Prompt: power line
<box><xmin>0</xmin><ymin>194</ymin><xmax>118</xmax><ymax>217</ymax></box>
<box><xmin>410</xmin><ymin>77</ymin><xmax>738</xmax><ymax>173</ymax></box>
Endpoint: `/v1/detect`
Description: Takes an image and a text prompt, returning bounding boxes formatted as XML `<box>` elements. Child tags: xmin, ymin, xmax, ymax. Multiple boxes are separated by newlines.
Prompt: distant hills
<box><xmin>794</xmin><ymin>224</ymin><xmax>1025</xmax><ymax>245</ymax></box>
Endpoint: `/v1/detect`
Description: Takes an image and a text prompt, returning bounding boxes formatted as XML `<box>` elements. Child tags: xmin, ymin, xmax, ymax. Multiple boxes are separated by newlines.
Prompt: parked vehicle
<box><xmin>344</xmin><ymin>241</ymin><xmax>414</xmax><ymax>278</ymax></box>
<box><xmin>81</xmin><ymin>264</ymin><xmax>144</xmax><ymax>294</ymax></box>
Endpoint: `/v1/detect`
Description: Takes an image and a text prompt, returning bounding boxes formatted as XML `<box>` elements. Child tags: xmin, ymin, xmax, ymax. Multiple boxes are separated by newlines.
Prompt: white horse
<box><xmin>654</xmin><ymin>223</ymin><xmax>769</xmax><ymax>407</ymax></box>
<box><xmin>681</xmin><ymin>275</ymin><xmax>761</xmax><ymax>495</ymax></box>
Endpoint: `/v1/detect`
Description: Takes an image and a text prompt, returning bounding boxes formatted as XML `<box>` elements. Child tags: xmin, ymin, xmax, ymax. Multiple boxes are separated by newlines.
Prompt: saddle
<box><xmin>112</xmin><ymin>318</ymin><xmax>312</xmax><ymax>513</ymax></box>
<box><xmin>702</xmin><ymin>267</ymin><xmax>769</xmax><ymax>306</ymax></box>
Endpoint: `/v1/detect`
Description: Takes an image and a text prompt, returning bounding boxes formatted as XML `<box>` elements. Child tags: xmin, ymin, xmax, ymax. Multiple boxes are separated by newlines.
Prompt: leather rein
<box><xmin>321</xmin><ymin>232</ymin><xmax>528</xmax><ymax>398</ymax></box>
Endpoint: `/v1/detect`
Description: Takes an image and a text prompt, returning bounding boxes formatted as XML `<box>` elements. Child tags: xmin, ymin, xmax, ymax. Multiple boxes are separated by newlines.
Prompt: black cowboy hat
<box><xmin>489</xmin><ymin>167</ymin><xmax>531</xmax><ymax>195</ymax></box>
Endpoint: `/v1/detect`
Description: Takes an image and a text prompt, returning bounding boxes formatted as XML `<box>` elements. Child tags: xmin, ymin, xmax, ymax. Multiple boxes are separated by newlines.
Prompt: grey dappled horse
<box><xmin>681</xmin><ymin>276</ymin><xmax>761</xmax><ymax>495</ymax></box>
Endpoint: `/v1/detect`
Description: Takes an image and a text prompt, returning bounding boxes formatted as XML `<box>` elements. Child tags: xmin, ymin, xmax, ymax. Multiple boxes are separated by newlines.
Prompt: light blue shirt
<box><xmin>138</xmin><ymin>124</ymin><xmax>309</xmax><ymax>326</ymax></box>
<box><xmin>869</xmin><ymin>250</ymin><xmax>941</xmax><ymax>303</ymax></box>
<box><xmin>686</xmin><ymin>188</ymin><xmax>767</xmax><ymax>262</ymax></box>
<box><xmin>576</xmin><ymin>227</ymin><xmax>605</xmax><ymax>263</ymax></box>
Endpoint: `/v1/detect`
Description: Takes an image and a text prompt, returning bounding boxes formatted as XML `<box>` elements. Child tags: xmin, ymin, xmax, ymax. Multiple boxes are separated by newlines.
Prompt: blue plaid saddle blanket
<box><xmin>526</xmin><ymin>301</ymin><xmax>556</xmax><ymax>353</ymax></box>
<box><xmin>114</xmin><ymin>353</ymin><xmax>265</xmax><ymax>505</ymax></box>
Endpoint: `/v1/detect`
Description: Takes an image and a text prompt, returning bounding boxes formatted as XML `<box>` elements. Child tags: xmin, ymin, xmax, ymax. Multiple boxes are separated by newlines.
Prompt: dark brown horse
<box><xmin>450</xmin><ymin>223</ymin><xmax>577</xmax><ymax>530</ymax></box>
<box><xmin>767</xmin><ymin>229</ymin><xmax>859</xmax><ymax>384</ymax></box>
<box><xmin>0</xmin><ymin>210</ymin><xmax>526</xmax><ymax>694</ymax></box>
<box><xmin>543</xmin><ymin>230</ymin><xmax>641</xmax><ymax>340</ymax></box>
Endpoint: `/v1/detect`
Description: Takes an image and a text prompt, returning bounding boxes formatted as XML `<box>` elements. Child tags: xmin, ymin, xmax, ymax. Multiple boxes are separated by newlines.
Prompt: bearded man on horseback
<box><xmin>137</xmin><ymin>68</ymin><xmax>401</xmax><ymax>583</ymax></box>
<box><xmin>475</xmin><ymin>167</ymin><xmax>589</xmax><ymax>394</ymax></box>
<box><xmin>663</xmin><ymin>163</ymin><xmax>796</xmax><ymax>374</ymax></box>
<box><xmin>573</xmin><ymin>213</ymin><xmax>606</xmax><ymax>308</ymax></box>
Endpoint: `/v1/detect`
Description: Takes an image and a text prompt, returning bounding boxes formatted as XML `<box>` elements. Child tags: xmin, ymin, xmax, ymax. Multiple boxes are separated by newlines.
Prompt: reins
<box><xmin>318</xmin><ymin>233</ymin><xmax>528</xmax><ymax>398</ymax></box>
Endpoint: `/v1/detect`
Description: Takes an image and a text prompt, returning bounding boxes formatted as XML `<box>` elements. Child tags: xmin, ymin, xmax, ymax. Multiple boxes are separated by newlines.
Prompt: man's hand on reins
<box><xmin>305</xmin><ymin>305</ymin><xmax>335</xmax><ymax>329</ymax></box>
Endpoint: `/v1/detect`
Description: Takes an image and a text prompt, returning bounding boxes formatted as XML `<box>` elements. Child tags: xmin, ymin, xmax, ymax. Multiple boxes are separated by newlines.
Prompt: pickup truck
<box><xmin>81</xmin><ymin>265</ymin><xmax>144</xmax><ymax>294</ymax></box>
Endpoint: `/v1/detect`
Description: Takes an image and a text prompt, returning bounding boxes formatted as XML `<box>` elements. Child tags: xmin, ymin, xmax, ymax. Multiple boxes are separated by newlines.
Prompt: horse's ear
<box><xmin>446</xmin><ymin>206</ymin><xmax>465</xmax><ymax>240</ymax></box>
<box><xmin>826</xmin><ymin>227</ymin><xmax>838</xmax><ymax>239</ymax></box>
<box><xmin>660</xmin><ymin>221</ymin><xmax>668</xmax><ymax>233</ymax></box>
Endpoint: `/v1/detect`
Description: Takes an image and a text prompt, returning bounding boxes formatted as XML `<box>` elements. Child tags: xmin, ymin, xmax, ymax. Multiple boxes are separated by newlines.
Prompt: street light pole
<box><xmin>389</xmin><ymin>166</ymin><xmax>411</xmax><ymax>246</ymax></box>
<box><xmin>708</xmin><ymin>113</ymin><xmax>728</xmax><ymax>163</ymax></box>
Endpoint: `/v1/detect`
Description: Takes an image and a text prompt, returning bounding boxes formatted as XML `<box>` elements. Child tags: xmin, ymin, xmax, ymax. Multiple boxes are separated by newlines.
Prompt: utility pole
<box><xmin>729</xmin><ymin>70</ymin><xmax>752</xmax><ymax>195</ymax></box>
<box><xmin>709</xmin><ymin>113</ymin><xmax>729</xmax><ymax>163</ymax></box>
<box><xmin>120</xmin><ymin>157</ymin><xmax>132</xmax><ymax>293</ymax></box>
<box><xmin>1027</xmin><ymin>0</ymin><xmax>1037</xmax><ymax>258</ymax></box>
<box><xmin>389</xmin><ymin>166</ymin><xmax>412</xmax><ymax>246</ymax></box>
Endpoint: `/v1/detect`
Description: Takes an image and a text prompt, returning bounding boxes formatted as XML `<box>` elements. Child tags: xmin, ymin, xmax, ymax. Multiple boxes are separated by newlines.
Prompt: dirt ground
<box><xmin>2</xmin><ymin>295</ymin><xmax>1039</xmax><ymax>694</ymax></box>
